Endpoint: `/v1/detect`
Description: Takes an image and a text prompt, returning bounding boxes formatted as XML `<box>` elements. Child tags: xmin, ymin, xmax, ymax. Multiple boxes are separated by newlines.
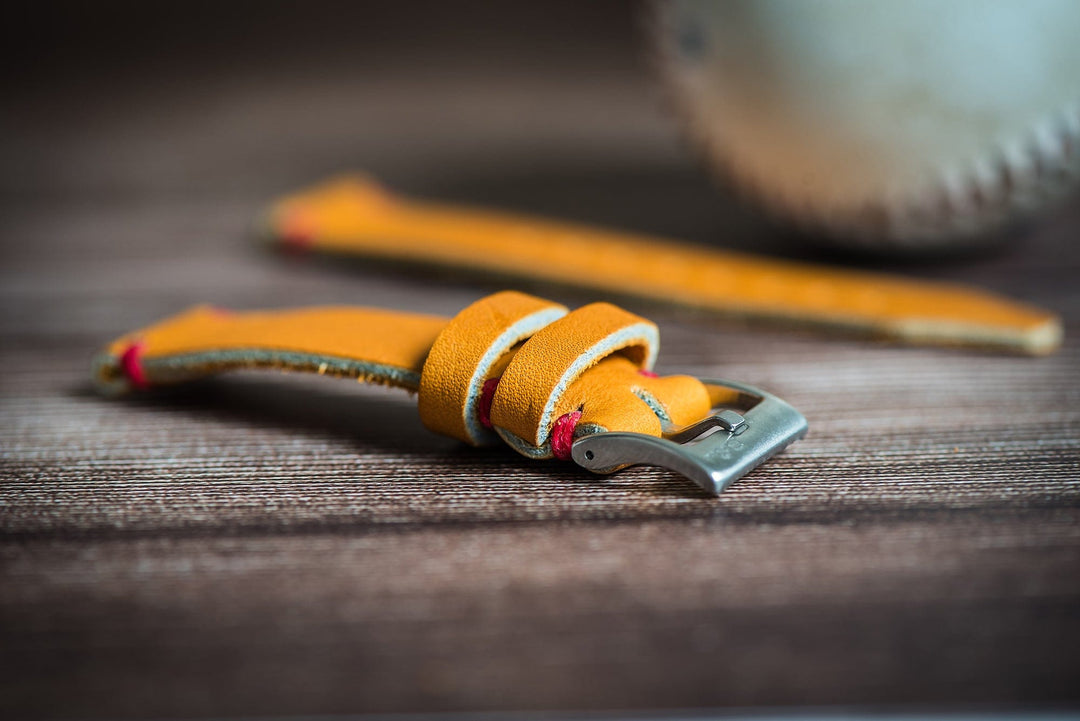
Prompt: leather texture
<box><xmin>263</xmin><ymin>175</ymin><xmax>1063</xmax><ymax>355</ymax></box>
<box><xmin>489</xmin><ymin>302</ymin><xmax>660</xmax><ymax>453</ymax></box>
<box><xmin>417</xmin><ymin>291</ymin><xmax>568</xmax><ymax>446</ymax></box>
<box><xmin>93</xmin><ymin>293</ymin><xmax>711</xmax><ymax>461</ymax></box>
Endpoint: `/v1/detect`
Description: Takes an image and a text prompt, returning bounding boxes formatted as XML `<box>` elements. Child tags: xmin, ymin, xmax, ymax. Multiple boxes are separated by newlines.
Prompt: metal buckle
<box><xmin>571</xmin><ymin>378</ymin><xmax>808</xmax><ymax>496</ymax></box>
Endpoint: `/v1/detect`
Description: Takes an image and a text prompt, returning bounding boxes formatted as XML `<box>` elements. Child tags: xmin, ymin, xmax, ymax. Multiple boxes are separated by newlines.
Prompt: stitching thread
<box><xmin>119</xmin><ymin>341</ymin><xmax>149</xmax><ymax>390</ymax></box>
<box><xmin>550</xmin><ymin>410</ymin><xmax>582</xmax><ymax>461</ymax></box>
<box><xmin>478</xmin><ymin>376</ymin><xmax>501</xmax><ymax>430</ymax></box>
<box><xmin>280</xmin><ymin>210</ymin><xmax>314</xmax><ymax>253</ymax></box>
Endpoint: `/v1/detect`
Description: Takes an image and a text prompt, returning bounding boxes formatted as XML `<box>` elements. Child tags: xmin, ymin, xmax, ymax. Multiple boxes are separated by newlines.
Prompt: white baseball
<box><xmin>655</xmin><ymin>0</ymin><xmax>1080</xmax><ymax>248</ymax></box>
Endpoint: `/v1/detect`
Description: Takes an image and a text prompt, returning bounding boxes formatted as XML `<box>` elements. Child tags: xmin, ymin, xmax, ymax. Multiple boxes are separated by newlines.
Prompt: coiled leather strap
<box><xmin>92</xmin><ymin>292</ymin><xmax>711</xmax><ymax>461</ymax></box>
<box><xmin>417</xmin><ymin>291</ymin><xmax>567</xmax><ymax>446</ymax></box>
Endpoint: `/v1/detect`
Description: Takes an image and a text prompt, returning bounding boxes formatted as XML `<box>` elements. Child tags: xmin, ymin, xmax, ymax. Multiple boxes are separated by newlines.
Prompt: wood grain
<box><xmin>2</xmin><ymin>2</ymin><xmax>1079</xmax><ymax>718</ymax></box>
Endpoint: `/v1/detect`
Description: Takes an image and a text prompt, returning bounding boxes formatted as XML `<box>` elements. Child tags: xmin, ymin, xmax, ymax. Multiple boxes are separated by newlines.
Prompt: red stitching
<box><xmin>478</xmin><ymin>376</ymin><xmax>500</xmax><ymax>430</ymax></box>
<box><xmin>280</xmin><ymin>210</ymin><xmax>314</xmax><ymax>253</ymax></box>
<box><xmin>550</xmin><ymin>410</ymin><xmax>582</xmax><ymax>461</ymax></box>
<box><xmin>638</xmin><ymin>369</ymin><xmax>658</xmax><ymax>378</ymax></box>
<box><xmin>119</xmin><ymin>341</ymin><xmax>149</xmax><ymax>390</ymax></box>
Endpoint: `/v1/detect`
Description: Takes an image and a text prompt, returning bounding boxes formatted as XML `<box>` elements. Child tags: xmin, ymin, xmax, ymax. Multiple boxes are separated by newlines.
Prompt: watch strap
<box><xmin>262</xmin><ymin>175</ymin><xmax>1062</xmax><ymax>355</ymax></box>
<box><xmin>92</xmin><ymin>291</ymin><xmax>712</xmax><ymax>461</ymax></box>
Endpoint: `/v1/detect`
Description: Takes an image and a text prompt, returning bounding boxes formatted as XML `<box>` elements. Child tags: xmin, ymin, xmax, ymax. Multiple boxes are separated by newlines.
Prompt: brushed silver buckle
<box><xmin>571</xmin><ymin>378</ymin><xmax>808</xmax><ymax>496</ymax></box>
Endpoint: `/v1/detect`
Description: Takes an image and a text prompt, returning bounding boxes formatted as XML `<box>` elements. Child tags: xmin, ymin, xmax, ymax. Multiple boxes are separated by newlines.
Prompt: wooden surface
<box><xmin>2</xmin><ymin>3</ymin><xmax>1079</xmax><ymax>718</ymax></box>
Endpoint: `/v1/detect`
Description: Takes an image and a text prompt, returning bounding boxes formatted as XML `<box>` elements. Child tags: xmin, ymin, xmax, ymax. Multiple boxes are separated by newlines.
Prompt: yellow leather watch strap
<box><xmin>263</xmin><ymin>175</ymin><xmax>1062</xmax><ymax>355</ymax></box>
<box><xmin>92</xmin><ymin>292</ymin><xmax>711</xmax><ymax>462</ymax></box>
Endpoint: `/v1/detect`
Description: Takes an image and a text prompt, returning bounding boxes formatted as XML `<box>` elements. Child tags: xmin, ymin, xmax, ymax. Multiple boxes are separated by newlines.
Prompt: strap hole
<box><xmin>584</xmin><ymin>450</ymin><xmax>594</xmax><ymax>461</ymax></box>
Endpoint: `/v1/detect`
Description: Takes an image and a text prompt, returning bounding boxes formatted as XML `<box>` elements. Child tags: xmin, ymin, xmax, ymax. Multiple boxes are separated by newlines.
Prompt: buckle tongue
<box><xmin>571</xmin><ymin>378</ymin><xmax>807</xmax><ymax>496</ymax></box>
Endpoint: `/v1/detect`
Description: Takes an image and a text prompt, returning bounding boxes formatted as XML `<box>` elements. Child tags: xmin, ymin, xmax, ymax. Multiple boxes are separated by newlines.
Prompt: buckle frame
<box><xmin>571</xmin><ymin>378</ymin><xmax>808</xmax><ymax>496</ymax></box>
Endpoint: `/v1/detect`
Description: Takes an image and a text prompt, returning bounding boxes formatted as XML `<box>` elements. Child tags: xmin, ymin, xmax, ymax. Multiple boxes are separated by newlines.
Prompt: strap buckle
<box><xmin>571</xmin><ymin>378</ymin><xmax>808</xmax><ymax>495</ymax></box>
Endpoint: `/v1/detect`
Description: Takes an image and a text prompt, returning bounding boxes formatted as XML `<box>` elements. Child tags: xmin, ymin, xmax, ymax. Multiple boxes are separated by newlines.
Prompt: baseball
<box><xmin>654</xmin><ymin>0</ymin><xmax>1080</xmax><ymax>248</ymax></box>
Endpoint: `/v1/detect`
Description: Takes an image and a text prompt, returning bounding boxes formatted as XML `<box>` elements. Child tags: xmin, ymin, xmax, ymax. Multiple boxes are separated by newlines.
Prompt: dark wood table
<box><xmin>2</xmin><ymin>3</ymin><xmax>1078</xmax><ymax>717</ymax></box>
